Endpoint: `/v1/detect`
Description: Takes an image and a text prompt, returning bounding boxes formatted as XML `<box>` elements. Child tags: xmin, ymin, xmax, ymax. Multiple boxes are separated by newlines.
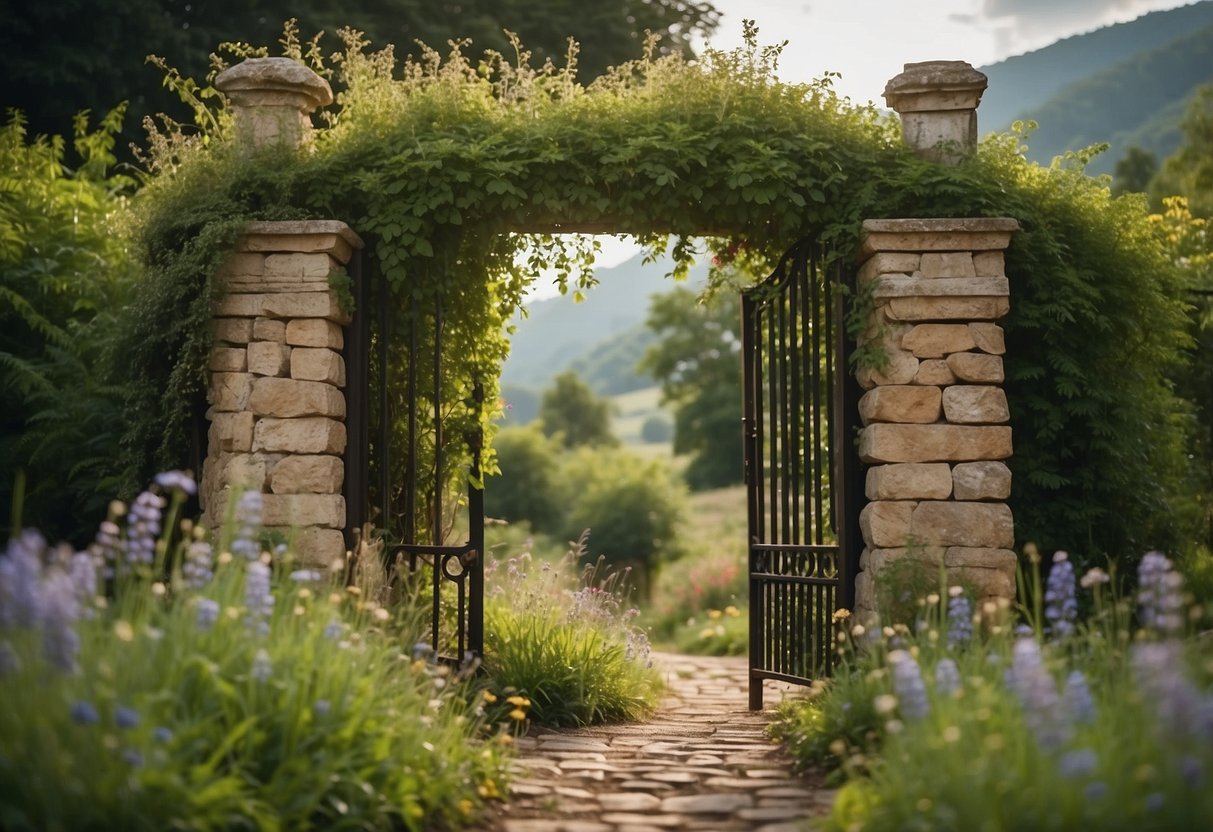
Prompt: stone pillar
<box><xmin>214</xmin><ymin>57</ymin><xmax>333</xmax><ymax>151</ymax></box>
<box><xmin>202</xmin><ymin>221</ymin><xmax>363</xmax><ymax>566</ymax></box>
<box><xmin>884</xmin><ymin>61</ymin><xmax>987</xmax><ymax>164</ymax></box>
<box><xmin>852</xmin><ymin>218</ymin><xmax>1019</xmax><ymax>623</ymax></box>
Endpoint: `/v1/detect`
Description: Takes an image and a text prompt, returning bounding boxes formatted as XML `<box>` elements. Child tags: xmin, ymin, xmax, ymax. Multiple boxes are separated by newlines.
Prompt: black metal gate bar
<box><xmin>346</xmin><ymin>260</ymin><xmax>485</xmax><ymax>663</ymax></box>
<box><xmin>742</xmin><ymin>239</ymin><xmax>857</xmax><ymax>709</ymax></box>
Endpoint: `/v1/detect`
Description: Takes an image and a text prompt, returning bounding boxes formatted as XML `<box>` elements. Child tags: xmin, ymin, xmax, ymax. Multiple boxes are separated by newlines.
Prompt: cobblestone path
<box><xmin>478</xmin><ymin>653</ymin><xmax>836</xmax><ymax>832</ymax></box>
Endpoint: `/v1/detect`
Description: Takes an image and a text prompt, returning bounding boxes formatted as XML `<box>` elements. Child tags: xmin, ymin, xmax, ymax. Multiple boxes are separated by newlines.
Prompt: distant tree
<box><xmin>539</xmin><ymin>371</ymin><xmax>617</xmax><ymax>448</ymax></box>
<box><xmin>1151</xmin><ymin>83</ymin><xmax>1213</xmax><ymax>217</ymax></box>
<box><xmin>498</xmin><ymin>384</ymin><xmax>540</xmax><ymax>426</ymax></box>
<box><xmin>484</xmin><ymin>425</ymin><xmax>563</xmax><ymax>531</ymax></box>
<box><xmin>639</xmin><ymin>286</ymin><xmax>742</xmax><ymax>490</ymax></box>
<box><xmin>0</xmin><ymin>0</ymin><xmax>720</xmax><ymax>162</ymax></box>
<box><xmin>1112</xmin><ymin>146</ymin><xmax>1158</xmax><ymax>197</ymax></box>
<box><xmin>640</xmin><ymin>415</ymin><xmax>674</xmax><ymax>444</ymax></box>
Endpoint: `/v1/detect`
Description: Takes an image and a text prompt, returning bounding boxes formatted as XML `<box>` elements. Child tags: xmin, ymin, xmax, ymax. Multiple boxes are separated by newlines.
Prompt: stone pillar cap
<box><xmin>215</xmin><ymin>57</ymin><xmax>333</xmax><ymax>111</ymax></box>
<box><xmin>883</xmin><ymin>61</ymin><xmax>987</xmax><ymax>113</ymax></box>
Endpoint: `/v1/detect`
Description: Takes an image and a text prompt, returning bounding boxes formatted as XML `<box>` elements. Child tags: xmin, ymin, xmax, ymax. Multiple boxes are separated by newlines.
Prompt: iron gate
<box><xmin>345</xmin><ymin>256</ymin><xmax>485</xmax><ymax>663</ymax></box>
<box><xmin>741</xmin><ymin>239</ymin><xmax>860</xmax><ymax>709</ymax></box>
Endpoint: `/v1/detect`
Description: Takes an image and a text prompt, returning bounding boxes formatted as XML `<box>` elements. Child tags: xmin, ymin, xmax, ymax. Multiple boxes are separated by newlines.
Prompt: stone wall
<box><xmin>201</xmin><ymin>220</ymin><xmax>362</xmax><ymax>566</ymax></box>
<box><xmin>852</xmin><ymin>218</ymin><xmax>1018</xmax><ymax>622</ymax></box>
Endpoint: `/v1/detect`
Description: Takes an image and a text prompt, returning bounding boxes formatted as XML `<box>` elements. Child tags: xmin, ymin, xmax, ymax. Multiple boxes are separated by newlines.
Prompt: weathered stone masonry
<box><xmin>851</xmin><ymin>220</ymin><xmax>1018</xmax><ymax>621</ymax></box>
<box><xmin>200</xmin><ymin>221</ymin><xmax>362</xmax><ymax>566</ymax></box>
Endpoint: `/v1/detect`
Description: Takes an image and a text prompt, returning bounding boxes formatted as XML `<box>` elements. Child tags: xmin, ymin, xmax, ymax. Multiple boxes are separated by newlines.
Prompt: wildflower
<box><xmin>314</xmin><ymin>699</ymin><xmax>331</xmax><ymax>717</ymax></box>
<box><xmin>946</xmin><ymin>591</ymin><xmax>973</xmax><ymax>649</ymax></box>
<box><xmin>195</xmin><ymin>598</ymin><xmax>220</xmax><ymax>631</ymax></box>
<box><xmin>1044</xmin><ymin>552</ymin><xmax>1077</xmax><ymax>638</ymax></box>
<box><xmin>483</xmin><ymin>690</ymin><xmax>498</xmax><ymax>704</ymax></box>
<box><xmin>39</xmin><ymin>571</ymin><xmax>80</xmax><ymax>672</ymax></box>
<box><xmin>1063</xmin><ymin>670</ymin><xmax>1097</xmax><ymax>725</ymax></box>
<box><xmin>289</xmin><ymin>569</ymin><xmax>323</xmax><ymax>583</ymax></box>
<box><xmin>888</xmin><ymin>650</ymin><xmax>930</xmax><ymax>720</ymax></box>
<box><xmin>509</xmin><ymin>708</ymin><xmax>527</xmax><ymax>721</ymax></box>
<box><xmin>323</xmin><ymin>620</ymin><xmax>343</xmax><ymax>641</ymax></box>
<box><xmin>1144</xmin><ymin>793</ymin><xmax>1165</xmax><ymax>812</ymax></box>
<box><xmin>91</xmin><ymin>519</ymin><xmax>121</xmax><ymax>570</ymax></box>
<box><xmin>153</xmin><ymin>727</ymin><xmax>173</xmax><ymax>743</ymax></box>
<box><xmin>724</xmin><ymin>605</ymin><xmax>740</xmax><ymax>617</ymax></box>
<box><xmin>154</xmin><ymin>470</ymin><xmax>196</xmax><ymax>496</ymax></box>
<box><xmin>70</xmin><ymin>700</ymin><xmax>100</xmax><ymax>726</ymax></box>
<box><xmin>506</xmin><ymin>695</ymin><xmax>530</xmax><ymax>707</ymax></box>
<box><xmin>69</xmin><ymin>551</ymin><xmax>98</xmax><ymax>612</ymax></box>
<box><xmin>935</xmin><ymin>658</ymin><xmax>961</xmax><ymax>695</ymax></box>
<box><xmin>124</xmin><ymin>490</ymin><xmax>165</xmax><ymax>567</ymax></box>
<box><xmin>115</xmin><ymin>705</ymin><xmax>140</xmax><ymax>730</ymax></box>
<box><xmin>1180</xmin><ymin>757</ymin><xmax>1203</xmax><ymax>788</ymax></box>
<box><xmin>244</xmin><ymin>561</ymin><xmax>274</xmax><ymax>635</ymax></box>
<box><xmin>1131</xmin><ymin>641</ymin><xmax>1212</xmax><ymax>741</ymax></box>
<box><xmin>1059</xmin><ymin>748</ymin><xmax>1099</xmax><ymax>779</ymax></box>
<box><xmin>251</xmin><ymin>649</ymin><xmax>272</xmax><ymax>683</ymax></box>
<box><xmin>121</xmin><ymin>749</ymin><xmax>144</xmax><ymax>767</ymax></box>
<box><xmin>874</xmin><ymin>694</ymin><xmax>898</xmax><ymax>715</ymax></box>
<box><xmin>832</xmin><ymin>608</ymin><xmax>851</xmax><ymax>622</ymax></box>
<box><xmin>1137</xmin><ymin>551</ymin><xmax>1184</xmax><ymax>635</ymax></box>
<box><xmin>114</xmin><ymin>620</ymin><xmax>134</xmax><ymax>641</ymax></box>
<box><xmin>1006</xmin><ymin>638</ymin><xmax>1068</xmax><ymax>750</ymax></box>
<box><xmin>181</xmin><ymin>541</ymin><xmax>214</xmax><ymax>589</ymax></box>
<box><xmin>1079</xmin><ymin>567</ymin><xmax>1110</xmax><ymax>589</ymax></box>
<box><xmin>231</xmin><ymin>491</ymin><xmax>263</xmax><ymax>561</ymax></box>
<box><xmin>412</xmin><ymin>641</ymin><xmax>434</xmax><ymax>660</ymax></box>
<box><xmin>0</xmin><ymin>530</ymin><xmax>46</xmax><ymax>629</ymax></box>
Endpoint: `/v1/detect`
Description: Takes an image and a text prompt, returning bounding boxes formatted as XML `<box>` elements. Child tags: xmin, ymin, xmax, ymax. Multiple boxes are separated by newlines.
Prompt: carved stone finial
<box><xmin>215</xmin><ymin>57</ymin><xmax>333</xmax><ymax>151</ymax></box>
<box><xmin>883</xmin><ymin>61</ymin><xmax>988</xmax><ymax>165</ymax></box>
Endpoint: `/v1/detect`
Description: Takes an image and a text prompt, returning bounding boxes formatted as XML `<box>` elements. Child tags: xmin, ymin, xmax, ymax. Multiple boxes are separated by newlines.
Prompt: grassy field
<box><xmin>608</xmin><ymin>385</ymin><xmax>673</xmax><ymax>458</ymax></box>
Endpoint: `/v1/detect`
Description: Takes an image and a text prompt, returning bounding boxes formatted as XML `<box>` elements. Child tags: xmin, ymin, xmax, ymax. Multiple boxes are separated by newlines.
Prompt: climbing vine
<box><xmin>119</xmin><ymin>23</ymin><xmax>1198</xmax><ymax>562</ymax></box>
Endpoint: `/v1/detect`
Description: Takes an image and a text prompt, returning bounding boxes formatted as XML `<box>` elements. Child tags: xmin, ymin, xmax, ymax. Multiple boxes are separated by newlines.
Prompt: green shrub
<box><xmin>640</xmin><ymin>415</ymin><xmax>674</xmax><ymax>443</ymax></box>
<box><xmin>670</xmin><ymin>604</ymin><xmax>747</xmax><ymax>655</ymax></box>
<box><xmin>0</xmin><ymin>475</ymin><xmax>509</xmax><ymax>830</ymax></box>
<box><xmin>485</xmin><ymin>425</ymin><xmax>565</xmax><ymax>532</ymax></box>
<box><xmin>561</xmin><ymin>445</ymin><xmax>686</xmax><ymax>580</ymax></box>
<box><xmin>483</xmin><ymin>540</ymin><xmax>662</xmax><ymax>727</ymax></box>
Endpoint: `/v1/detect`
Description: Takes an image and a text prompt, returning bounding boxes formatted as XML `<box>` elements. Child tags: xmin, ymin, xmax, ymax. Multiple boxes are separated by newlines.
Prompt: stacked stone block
<box><xmin>201</xmin><ymin>220</ymin><xmax>362</xmax><ymax>566</ymax></box>
<box><xmin>853</xmin><ymin>218</ymin><xmax>1019</xmax><ymax>623</ymax></box>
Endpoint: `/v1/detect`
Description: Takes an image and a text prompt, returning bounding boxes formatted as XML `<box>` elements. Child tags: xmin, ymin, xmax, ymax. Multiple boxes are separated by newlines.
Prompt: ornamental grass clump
<box><xmin>483</xmin><ymin>535</ymin><xmax>662</xmax><ymax>727</ymax></box>
<box><xmin>774</xmin><ymin>552</ymin><xmax>1213</xmax><ymax>831</ymax></box>
<box><xmin>0</xmin><ymin>473</ymin><xmax>510</xmax><ymax>831</ymax></box>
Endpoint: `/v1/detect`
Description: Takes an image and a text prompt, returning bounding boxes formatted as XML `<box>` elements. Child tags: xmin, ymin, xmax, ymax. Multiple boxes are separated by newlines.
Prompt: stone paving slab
<box><xmin>476</xmin><ymin>653</ymin><xmax>836</xmax><ymax>831</ymax></box>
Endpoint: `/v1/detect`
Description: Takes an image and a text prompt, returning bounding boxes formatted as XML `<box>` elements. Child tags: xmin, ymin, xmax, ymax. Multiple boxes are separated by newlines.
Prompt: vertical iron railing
<box><xmin>742</xmin><ymin>239</ymin><xmax>859</xmax><ymax>709</ymax></box>
<box><xmin>344</xmin><ymin>259</ymin><xmax>485</xmax><ymax>663</ymax></box>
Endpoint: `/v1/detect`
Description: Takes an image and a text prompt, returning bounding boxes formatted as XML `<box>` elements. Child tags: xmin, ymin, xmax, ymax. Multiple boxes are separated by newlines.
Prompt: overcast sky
<box><xmin>701</xmin><ymin>0</ymin><xmax>1197</xmax><ymax>104</ymax></box>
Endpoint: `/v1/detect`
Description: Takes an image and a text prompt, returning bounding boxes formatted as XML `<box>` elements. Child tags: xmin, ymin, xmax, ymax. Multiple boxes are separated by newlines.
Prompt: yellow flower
<box><xmin>329</xmin><ymin>592</ymin><xmax>344</xmax><ymax>605</ymax></box>
<box><xmin>478</xmin><ymin>780</ymin><xmax>499</xmax><ymax>798</ymax></box>
<box><xmin>151</xmin><ymin>582</ymin><xmax>167</xmax><ymax>597</ymax></box>
<box><xmin>506</xmin><ymin>695</ymin><xmax>529</xmax><ymax>707</ymax></box>
<box><xmin>459</xmin><ymin>799</ymin><xmax>473</xmax><ymax>816</ymax></box>
<box><xmin>293</xmin><ymin>605</ymin><xmax>306</xmax><ymax>616</ymax></box>
<box><xmin>297</xmin><ymin>588</ymin><xmax>312</xmax><ymax>600</ymax></box>
<box><xmin>497</xmin><ymin>733</ymin><xmax>513</xmax><ymax>746</ymax></box>
<box><xmin>114</xmin><ymin>621</ymin><xmax>134</xmax><ymax>642</ymax></box>
<box><xmin>345</xmin><ymin>586</ymin><xmax>362</xmax><ymax>596</ymax></box>
<box><xmin>373</xmin><ymin>607</ymin><xmax>391</xmax><ymax>622</ymax></box>
<box><xmin>699</xmin><ymin>628</ymin><xmax>716</xmax><ymax>639</ymax></box>
<box><xmin>724</xmin><ymin>605</ymin><xmax>740</xmax><ymax>618</ymax></box>
<box><xmin>832</xmin><ymin>608</ymin><xmax>851</xmax><ymax>622</ymax></box>
<box><xmin>482</xmin><ymin>691</ymin><xmax>498</xmax><ymax>704</ymax></box>
<box><xmin>708</xmin><ymin>609</ymin><xmax>722</xmax><ymax>620</ymax></box>
<box><xmin>509</xmin><ymin>708</ymin><xmax>528</xmax><ymax>721</ymax></box>
<box><xmin>217</xmin><ymin>551</ymin><xmax>233</xmax><ymax>566</ymax></box>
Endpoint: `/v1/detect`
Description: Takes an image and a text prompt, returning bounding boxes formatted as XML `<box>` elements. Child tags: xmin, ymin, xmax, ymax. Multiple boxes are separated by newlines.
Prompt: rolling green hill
<box><xmin>978</xmin><ymin>2</ymin><xmax>1213</xmax><ymax>176</ymax></box>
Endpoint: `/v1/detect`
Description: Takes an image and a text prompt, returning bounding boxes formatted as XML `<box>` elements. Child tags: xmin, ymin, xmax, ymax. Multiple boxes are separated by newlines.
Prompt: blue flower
<box><xmin>888</xmin><ymin>649</ymin><xmax>930</xmax><ymax>720</ymax></box>
<box><xmin>0</xmin><ymin>530</ymin><xmax>47</xmax><ymax>629</ymax></box>
<box><xmin>289</xmin><ymin>569</ymin><xmax>323</xmax><ymax>583</ymax></box>
<box><xmin>1044</xmin><ymin>552</ymin><xmax>1077</xmax><ymax>638</ymax></box>
<box><xmin>323</xmin><ymin>620</ymin><xmax>343</xmax><ymax>641</ymax></box>
<box><xmin>231</xmin><ymin>491</ymin><xmax>263</xmax><ymax>561</ymax></box>
<box><xmin>244</xmin><ymin>561</ymin><xmax>274</xmax><ymax>636</ymax></box>
<box><xmin>251</xmin><ymin>649</ymin><xmax>272</xmax><ymax>683</ymax></box>
<box><xmin>935</xmin><ymin>658</ymin><xmax>961</xmax><ymax>696</ymax></box>
<box><xmin>39</xmin><ymin>571</ymin><xmax>80</xmax><ymax>672</ymax></box>
<box><xmin>1006</xmin><ymin>638</ymin><xmax>1069</xmax><ymax>751</ymax></box>
<box><xmin>314</xmin><ymin>699</ymin><xmax>331</xmax><ymax>716</ymax></box>
<box><xmin>412</xmin><ymin>641</ymin><xmax>434</xmax><ymax>660</ymax></box>
<box><xmin>1063</xmin><ymin>670</ymin><xmax>1097</xmax><ymax>725</ymax></box>
<box><xmin>1058</xmin><ymin>748</ymin><xmax>1098</xmax><ymax>779</ymax></box>
<box><xmin>1137</xmin><ymin>551</ymin><xmax>1184</xmax><ymax>635</ymax></box>
<box><xmin>946</xmin><ymin>592</ymin><xmax>972</xmax><ymax>649</ymax></box>
<box><xmin>195</xmin><ymin>598</ymin><xmax>220</xmax><ymax>631</ymax></box>
<box><xmin>154</xmin><ymin>470</ymin><xmax>197</xmax><ymax>496</ymax></box>
<box><xmin>121</xmin><ymin>748</ymin><xmax>144</xmax><ymax>767</ymax></box>
<box><xmin>1131</xmin><ymin>641</ymin><xmax>1213</xmax><ymax>741</ymax></box>
<box><xmin>182</xmin><ymin>541</ymin><xmax>214</xmax><ymax>590</ymax></box>
<box><xmin>153</xmin><ymin>726</ymin><xmax>173</xmax><ymax>744</ymax></box>
<box><xmin>124</xmin><ymin>491</ymin><xmax>165</xmax><ymax>567</ymax></box>
<box><xmin>70</xmin><ymin>700</ymin><xmax>100</xmax><ymax>726</ymax></box>
<box><xmin>115</xmin><ymin>705</ymin><xmax>140</xmax><ymax>730</ymax></box>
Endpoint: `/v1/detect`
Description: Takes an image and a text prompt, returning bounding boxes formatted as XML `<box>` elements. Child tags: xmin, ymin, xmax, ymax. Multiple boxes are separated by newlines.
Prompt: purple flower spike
<box><xmin>1044</xmin><ymin>552</ymin><xmax>1077</xmax><ymax>638</ymax></box>
<box><xmin>244</xmin><ymin>562</ymin><xmax>273</xmax><ymax>636</ymax></box>
<box><xmin>1063</xmin><ymin>670</ymin><xmax>1097</xmax><ymax>725</ymax></box>
<box><xmin>154</xmin><ymin>470</ymin><xmax>197</xmax><ymax>496</ymax></box>
<box><xmin>1137</xmin><ymin>552</ymin><xmax>1184</xmax><ymax>635</ymax></box>
<box><xmin>70</xmin><ymin>700</ymin><xmax>100</xmax><ymax>726</ymax></box>
<box><xmin>946</xmin><ymin>591</ymin><xmax>972</xmax><ymax>649</ymax></box>
<box><xmin>182</xmin><ymin>541</ymin><xmax>214</xmax><ymax>590</ymax></box>
<box><xmin>888</xmin><ymin>649</ymin><xmax>930</xmax><ymax>720</ymax></box>
<box><xmin>114</xmin><ymin>705</ymin><xmax>140</xmax><ymax>730</ymax></box>
<box><xmin>124</xmin><ymin>491</ymin><xmax>165</xmax><ymax>567</ymax></box>
<box><xmin>1</xmin><ymin>530</ymin><xmax>47</xmax><ymax>629</ymax></box>
<box><xmin>1006</xmin><ymin>638</ymin><xmax>1069</xmax><ymax>751</ymax></box>
<box><xmin>935</xmin><ymin>658</ymin><xmax>961</xmax><ymax>695</ymax></box>
<box><xmin>39</xmin><ymin>571</ymin><xmax>80</xmax><ymax>672</ymax></box>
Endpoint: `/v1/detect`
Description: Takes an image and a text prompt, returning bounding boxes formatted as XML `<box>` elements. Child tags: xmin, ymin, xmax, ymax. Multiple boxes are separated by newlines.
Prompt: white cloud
<box><xmin>971</xmin><ymin>0</ymin><xmax>1186</xmax><ymax>53</ymax></box>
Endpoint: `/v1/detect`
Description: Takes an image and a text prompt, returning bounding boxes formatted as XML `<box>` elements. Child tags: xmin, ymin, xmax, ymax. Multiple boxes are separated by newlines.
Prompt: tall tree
<box><xmin>539</xmin><ymin>371</ymin><xmax>617</xmax><ymax>449</ymax></box>
<box><xmin>639</xmin><ymin>286</ymin><xmax>742</xmax><ymax>490</ymax></box>
<box><xmin>1151</xmin><ymin>83</ymin><xmax>1213</xmax><ymax>218</ymax></box>
<box><xmin>0</xmin><ymin>0</ymin><xmax>719</xmax><ymax>161</ymax></box>
<box><xmin>1112</xmin><ymin>146</ymin><xmax>1158</xmax><ymax>197</ymax></box>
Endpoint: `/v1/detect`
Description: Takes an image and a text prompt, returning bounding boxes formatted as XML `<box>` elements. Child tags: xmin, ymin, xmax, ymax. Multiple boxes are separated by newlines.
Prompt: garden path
<box><xmin>478</xmin><ymin>652</ymin><xmax>836</xmax><ymax>832</ymax></box>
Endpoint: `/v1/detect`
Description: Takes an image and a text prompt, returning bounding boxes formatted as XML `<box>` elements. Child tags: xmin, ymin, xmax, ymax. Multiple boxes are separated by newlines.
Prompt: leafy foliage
<box><xmin>538</xmin><ymin>370</ymin><xmax>618</xmax><ymax>448</ymax></box>
<box><xmin>1152</xmin><ymin>83</ymin><xmax>1213</xmax><ymax>218</ymax></box>
<box><xmin>0</xmin><ymin>111</ymin><xmax>138</xmax><ymax>541</ymax></box>
<box><xmin>640</xmin><ymin>284</ymin><xmax>743</xmax><ymax>489</ymax></box>
<box><xmin>484</xmin><ymin>425</ymin><xmax>564</xmax><ymax>532</ymax></box>
<box><xmin>126</xmin><ymin>22</ymin><xmax>1199</xmax><ymax>569</ymax></box>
